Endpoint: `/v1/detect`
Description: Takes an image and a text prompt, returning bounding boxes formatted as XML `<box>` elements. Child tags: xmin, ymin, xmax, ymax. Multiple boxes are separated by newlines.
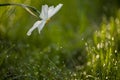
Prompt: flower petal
<box><xmin>27</xmin><ymin>21</ymin><xmax>41</xmax><ymax>36</ymax></box>
<box><xmin>48</xmin><ymin>6</ymin><xmax>54</xmax><ymax>16</ymax></box>
<box><xmin>38</xmin><ymin>20</ymin><xmax>46</xmax><ymax>33</ymax></box>
<box><xmin>48</xmin><ymin>4</ymin><xmax>63</xmax><ymax>18</ymax></box>
<box><xmin>40</xmin><ymin>5</ymin><xmax>48</xmax><ymax>19</ymax></box>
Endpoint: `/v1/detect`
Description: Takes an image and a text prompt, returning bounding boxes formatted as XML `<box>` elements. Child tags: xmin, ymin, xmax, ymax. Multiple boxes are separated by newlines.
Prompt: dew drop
<box><xmin>115</xmin><ymin>50</ymin><xmax>117</xmax><ymax>53</ymax></box>
<box><xmin>96</xmin><ymin>55</ymin><xmax>99</xmax><ymax>59</ymax></box>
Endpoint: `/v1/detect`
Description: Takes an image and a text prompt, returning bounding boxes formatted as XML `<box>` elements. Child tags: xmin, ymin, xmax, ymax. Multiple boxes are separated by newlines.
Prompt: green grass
<box><xmin>0</xmin><ymin>0</ymin><xmax>120</xmax><ymax>80</ymax></box>
<box><xmin>85</xmin><ymin>17</ymin><xmax>120</xmax><ymax>80</ymax></box>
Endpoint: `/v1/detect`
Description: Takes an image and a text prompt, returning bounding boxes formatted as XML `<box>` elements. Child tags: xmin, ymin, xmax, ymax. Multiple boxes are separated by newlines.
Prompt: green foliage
<box><xmin>0</xmin><ymin>0</ymin><xmax>120</xmax><ymax>79</ymax></box>
<box><xmin>86</xmin><ymin>17</ymin><xmax>120</xmax><ymax>79</ymax></box>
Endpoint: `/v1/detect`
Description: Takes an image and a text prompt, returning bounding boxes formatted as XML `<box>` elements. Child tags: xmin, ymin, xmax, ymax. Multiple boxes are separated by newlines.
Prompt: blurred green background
<box><xmin>0</xmin><ymin>0</ymin><xmax>120</xmax><ymax>79</ymax></box>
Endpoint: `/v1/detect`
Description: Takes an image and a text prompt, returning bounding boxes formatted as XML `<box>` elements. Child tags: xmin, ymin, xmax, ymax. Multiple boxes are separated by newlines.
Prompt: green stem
<box><xmin>0</xmin><ymin>3</ymin><xmax>40</xmax><ymax>18</ymax></box>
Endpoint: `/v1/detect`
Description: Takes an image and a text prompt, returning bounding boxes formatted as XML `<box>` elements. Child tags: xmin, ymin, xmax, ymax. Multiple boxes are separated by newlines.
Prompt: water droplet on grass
<box><xmin>115</xmin><ymin>50</ymin><xmax>117</xmax><ymax>53</ymax></box>
<box><xmin>96</xmin><ymin>55</ymin><xmax>99</xmax><ymax>59</ymax></box>
<box><xmin>111</xmin><ymin>37</ymin><xmax>114</xmax><ymax>41</ymax></box>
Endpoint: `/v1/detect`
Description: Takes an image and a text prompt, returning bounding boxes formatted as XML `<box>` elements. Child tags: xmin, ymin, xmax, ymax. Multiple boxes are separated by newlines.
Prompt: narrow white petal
<box><xmin>48</xmin><ymin>6</ymin><xmax>54</xmax><ymax>15</ymax></box>
<box><xmin>40</xmin><ymin>6</ymin><xmax>45</xmax><ymax>19</ymax></box>
<box><xmin>48</xmin><ymin>4</ymin><xmax>63</xmax><ymax>18</ymax></box>
<box><xmin>40</xmin><ymin>5</ymin><xmax>48</xmax><ymax>19</ymax></box>
<box><xmin>44</xmin><ymin>5</ymin><xmax>48</xmax><ymax>18</ymax></box>
<box><xmin>38</xmin><ymin>20</ymin><xmax>46</xmax><ymax>33</ymax></box>
<box><xmin>27</xmin><ymin>21</ymin><xmax>41</xmax><ymax>36</ymax></box>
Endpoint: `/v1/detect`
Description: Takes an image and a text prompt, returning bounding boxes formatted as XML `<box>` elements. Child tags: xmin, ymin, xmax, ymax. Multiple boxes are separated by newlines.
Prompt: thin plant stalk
<box><xmin>0</xmin><ymin>3</ymin><xmax>40</xmax><ymax>18</ymax></box>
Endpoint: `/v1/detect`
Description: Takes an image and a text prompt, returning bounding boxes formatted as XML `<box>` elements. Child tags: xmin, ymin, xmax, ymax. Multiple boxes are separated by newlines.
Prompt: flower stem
<box><xmin>0</xmin><ymin>3</ymin><xmax>40</xmax><ymax>18</ymax></box>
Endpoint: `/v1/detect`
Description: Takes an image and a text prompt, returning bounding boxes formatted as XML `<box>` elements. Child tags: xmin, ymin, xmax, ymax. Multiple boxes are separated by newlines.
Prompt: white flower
<box><xmin>27</xmin><ymin>4</ymin><xmax>63</xmax><ymax>36</ymax></box>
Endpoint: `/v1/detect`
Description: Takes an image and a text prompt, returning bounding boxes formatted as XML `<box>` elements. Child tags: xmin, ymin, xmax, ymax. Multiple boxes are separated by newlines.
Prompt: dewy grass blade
<box><xmin>0</xmin><ymin>3</ymin><xmax>40</xmax><ymax>18</ymax></box>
